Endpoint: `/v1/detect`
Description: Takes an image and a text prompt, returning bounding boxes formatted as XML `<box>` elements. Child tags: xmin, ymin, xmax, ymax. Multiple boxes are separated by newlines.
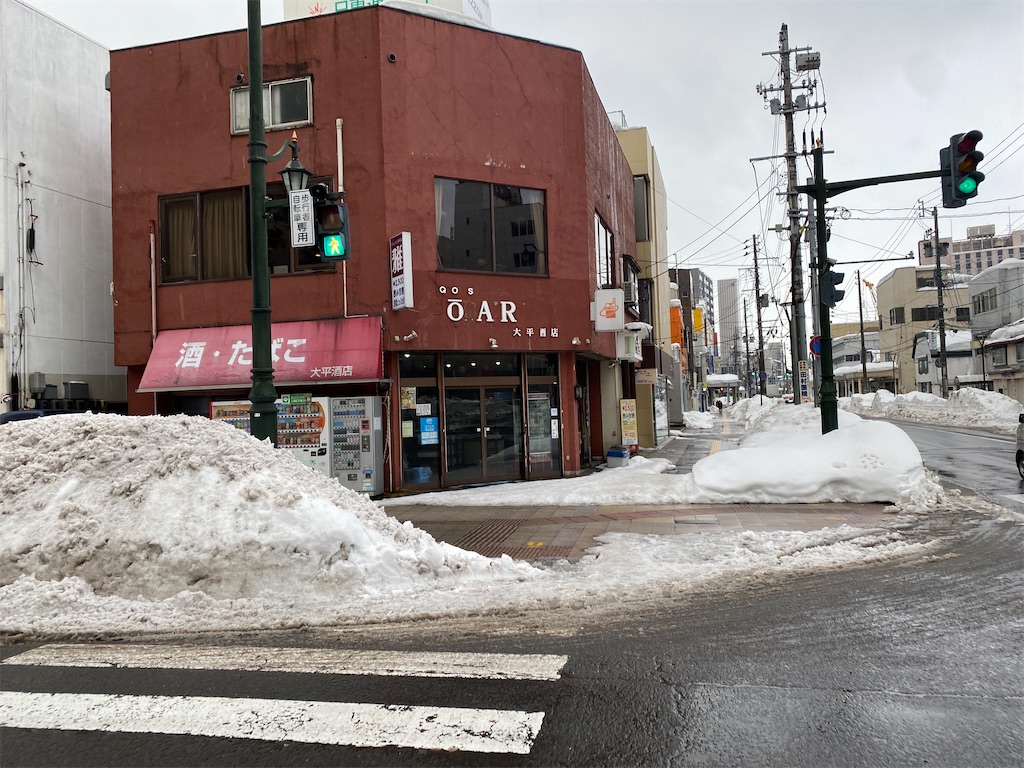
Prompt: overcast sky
<box><xmin>19</xmin><ymin>0</ymin><xmax>1024</xmax><ymax>338</ymax></box>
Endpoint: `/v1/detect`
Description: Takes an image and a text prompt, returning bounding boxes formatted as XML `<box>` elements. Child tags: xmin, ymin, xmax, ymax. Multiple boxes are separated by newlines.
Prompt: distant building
<box><xmin>669</xmin><ymin>268</ymin><xmax>714</xmax><ymax>412</ymax></box>
<box><xmin>0</xmin><ymin>0</ymin><xmax>125</xmax><ymax>415</ymax></box>
<box><xmin>716</xmin><ymin>278</ymin><xmax>740</xmax><ymax>377</ymax></box>
<box><xmin>918</xmin><ymin>225</ymin><xmax>1024</xmax><ymax>277</ymax></box>
<box><xmin>913</xmin><ymin>329</ymin><xmax>973</xmax><ymax>395</ymax></box>
<box><xmin>875</xmin><ymin>266</ymin><xmax>969</xmax><ymax>395</ymax></box>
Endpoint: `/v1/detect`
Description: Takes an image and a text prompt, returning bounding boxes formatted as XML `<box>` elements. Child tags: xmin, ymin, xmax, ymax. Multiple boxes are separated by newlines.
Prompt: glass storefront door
<box><xmin>444</xmin><ymin>387</ymin><xmax>522</xmax><ymax>484</ymax></box>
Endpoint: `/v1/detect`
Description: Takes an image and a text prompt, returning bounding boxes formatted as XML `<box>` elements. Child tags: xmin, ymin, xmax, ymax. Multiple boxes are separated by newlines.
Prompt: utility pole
<box><xmin>743</xmin><ymin>297</ymin><xmax>751</xmax><ymax>398</ymax></box>
<box><xmin>780</xmin><ymin>24</ymin><xmax>806</xmax><ymax>406</ymax></box>
<box><xmin>757</xmin><ymin>25</ymin><xmax>819</xmax><ymax>406</ymax></box>
<box><xmin>753</xmin><ymin>235</ymin><xmax>767</xmax><ymax>400</ymax></box>
<box><xmin>806</xmin><ymin>189</ymin><xmax>821</xmax><ymax>405</ymax></box>
<box><xmin>858</xmin><ymin>269</ymin><xmax>869</xmax><ymax>393</ymax></box>
<box><xmin>931</xmin><ymin>207</ymin><xmax>949</xmax><ymax>397</ymax></box>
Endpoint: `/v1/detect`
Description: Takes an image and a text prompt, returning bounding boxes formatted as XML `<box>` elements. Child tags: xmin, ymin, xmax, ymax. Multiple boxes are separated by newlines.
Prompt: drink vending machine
<box><xmin>330</xmin><ymin>396</ymin><xmax>384</xmax><ymax>495</ymax></box>
<box><xmin>210</xmin><ymin>394</ymin><xmax>384</xmax><ymax>495</ymax></box>
<box><xmin>211</xmin><ymin>395</ymin><xmax>330</xmax><ymax>475</ymax></box>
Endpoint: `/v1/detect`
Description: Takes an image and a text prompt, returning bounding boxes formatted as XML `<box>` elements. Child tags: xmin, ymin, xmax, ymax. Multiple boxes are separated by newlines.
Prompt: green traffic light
<box><xmin>323</xmin><ymin>235</ymin><xmax>345</xmax><ymax>258</ymax></box>
<box><xmin>957</xmin><ymin>177</ymin><xmax>978</xmax><ymax>195</ymax></box>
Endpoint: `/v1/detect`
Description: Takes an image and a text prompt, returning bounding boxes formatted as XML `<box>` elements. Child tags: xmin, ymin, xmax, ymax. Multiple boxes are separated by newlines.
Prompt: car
<box><xmin>1016</xmin><ymin>413</ymin><xmax>1024</xmax><ymax>479</ymax></box>
<box><xmin>0</xmin><ymin>409</ymin><xmax>88</xmax><ymax>425</ymax></box>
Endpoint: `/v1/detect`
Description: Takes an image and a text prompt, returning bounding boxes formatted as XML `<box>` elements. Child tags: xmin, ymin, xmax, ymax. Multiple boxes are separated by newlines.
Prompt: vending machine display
<box><xmin>211</xmin><ymin>395</ymin><xmax>330</xmax><ymax>476</ymax></box>
<box><xmin>331</xmin><ymin>396</ymin><xmax>384</xmax><ymax>495</ymax></box>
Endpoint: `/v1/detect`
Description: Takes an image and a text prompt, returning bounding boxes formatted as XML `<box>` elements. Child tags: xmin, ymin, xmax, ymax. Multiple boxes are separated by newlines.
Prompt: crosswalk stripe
<box><xmin>0</xmin><ymin>691</ymin><xmax>544</xmax><ymax>754</ymax></box>
<box><xmin>5</xmin><ymin>644</ymin><xmax>568</xmax><ymax>681</ymax></box>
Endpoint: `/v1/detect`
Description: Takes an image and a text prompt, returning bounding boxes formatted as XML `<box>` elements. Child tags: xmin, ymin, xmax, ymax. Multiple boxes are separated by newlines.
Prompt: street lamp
<box><xmin>246</xmin><ymin>0</ymin><xmax>311</xmax><ymax>445</ymax></box>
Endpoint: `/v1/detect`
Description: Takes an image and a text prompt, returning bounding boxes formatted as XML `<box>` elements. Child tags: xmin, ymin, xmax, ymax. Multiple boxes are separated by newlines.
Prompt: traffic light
<box><xmin>941</xmin><ymin>130</ymin><xmax>984</xmax><ymax>208</ymax></box>
<box><xmin>309</xmin><ymin>183</ymin><xmax>350</xmax><ymax>262</ymax></box>
<box><xmin>819</xmin><ymin>259</ymin><xmax>845</xmax><ymax>308</ymax></box>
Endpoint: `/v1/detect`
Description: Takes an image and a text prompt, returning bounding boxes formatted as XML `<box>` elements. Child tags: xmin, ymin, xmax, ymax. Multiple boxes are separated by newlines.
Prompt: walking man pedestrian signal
<box><xmin>314</xmin><ymin>201</ymin><xmax>350</xmax><ymax>262</ymax></box>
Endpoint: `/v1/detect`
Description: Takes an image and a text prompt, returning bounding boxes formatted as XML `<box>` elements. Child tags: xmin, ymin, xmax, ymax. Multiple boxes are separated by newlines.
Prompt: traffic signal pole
<box><xmin>797</xmin><ymin>147</ymin><xmax>944</xmax><ymax>433</ymax></box>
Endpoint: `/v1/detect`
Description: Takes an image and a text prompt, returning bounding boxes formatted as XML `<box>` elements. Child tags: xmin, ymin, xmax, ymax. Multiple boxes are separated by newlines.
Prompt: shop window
<box><xmin>159</xmin><ymin>189</ymin><xmax>247</xmax><ymax>282</ymax></box>
<box><xmin>231</xmin><ymin>77</ymin><xmax>312</xmax><ymax>134</ymax></box>
<box><xmin>435</xmin><ymin>178</ymin><xmax>547</xmax><ymax>275</ymax></box>
<box><xmin>400</xmin><ymin>385</ymin><xmax>440</xmax><ymax>486</ymax></box>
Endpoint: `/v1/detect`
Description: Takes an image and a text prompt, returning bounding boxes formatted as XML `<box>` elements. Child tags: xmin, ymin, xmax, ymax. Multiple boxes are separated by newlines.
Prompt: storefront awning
<box><xmin>138</xmin><ymin>317</ymin><xmax>382</xmax><ymax>392</ymax></box>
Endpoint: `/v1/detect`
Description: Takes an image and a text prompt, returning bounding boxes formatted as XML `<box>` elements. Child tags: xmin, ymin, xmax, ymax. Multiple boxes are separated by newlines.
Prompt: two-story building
<box><xmin>109</xmin><ymin>4</ymin><xmax>646</xmax><ymax>493</ymax></box>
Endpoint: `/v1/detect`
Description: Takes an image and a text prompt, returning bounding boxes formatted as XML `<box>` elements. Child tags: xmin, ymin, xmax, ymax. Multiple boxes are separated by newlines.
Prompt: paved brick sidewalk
<box><xmin>382</xmin><ymin>416</ymin><xmax>897</xmax><ymax>563</ymax></box>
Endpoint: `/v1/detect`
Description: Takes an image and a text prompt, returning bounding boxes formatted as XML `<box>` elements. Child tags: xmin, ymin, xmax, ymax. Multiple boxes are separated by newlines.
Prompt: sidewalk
<box><xmin>382</xmin><ymin>418</ymin><xmax>895</xmax><ymax>563</ymax></box>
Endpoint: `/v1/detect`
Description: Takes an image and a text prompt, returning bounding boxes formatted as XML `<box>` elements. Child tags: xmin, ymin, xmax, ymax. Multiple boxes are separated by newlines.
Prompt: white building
<box><xmin>913</xmin><ymin>329</ymin><xmax>974</xmax><ymax>395</ymax></box>
<box><xmin>716</xmin><ymin>278</ymin><xmax>740</xmax><ymax>376</ymax></box>
<box><xmin>0</xmin><ymin>0</ymin><xmax>123</xmax><ymax>413</ymax></box>
<box><xmin>969</xmin><ymin>258</ymin><xmax>1024</xmax><ymax>337</ymax></box>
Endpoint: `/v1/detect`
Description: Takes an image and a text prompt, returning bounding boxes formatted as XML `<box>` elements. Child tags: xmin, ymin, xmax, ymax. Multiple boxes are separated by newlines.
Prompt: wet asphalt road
<box><xmin>3</xmin><ymin>506</ymin><xmax>1021</xmax><ymax>767</ymax></box>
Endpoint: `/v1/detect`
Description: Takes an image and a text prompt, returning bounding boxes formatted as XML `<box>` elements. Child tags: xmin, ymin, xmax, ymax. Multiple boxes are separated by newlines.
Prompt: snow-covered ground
<box><xmin>3</xmin><ymin>389</ymin><xmax>1010</xmax><ymax>640</ymax></box>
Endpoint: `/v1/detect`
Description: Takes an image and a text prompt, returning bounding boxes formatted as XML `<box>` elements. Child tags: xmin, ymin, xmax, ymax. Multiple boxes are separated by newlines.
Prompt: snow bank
<box><xmin>0</xmin><ymin>414</ymin><xmax>537</xmax><ymax>602</ymax></box>
<box><xmin>843</xmin><ymin>388</ymin><xmax>1022</xmax><ymax>434</ymax></box>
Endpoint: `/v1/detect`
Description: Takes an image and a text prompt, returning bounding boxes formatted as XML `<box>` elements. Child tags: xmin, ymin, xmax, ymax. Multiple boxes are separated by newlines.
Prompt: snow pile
<box><xmin>843</xmin><ymin>387</ymin><xmax>1022</xmax><ymax>434</ymax></box>
<box><xmin>682</xmin><ymin>410</ymin><xmax>714</xmax><ymax>429</ymax></box>
<box><xmin>387</xmin><ymin>406</ymin><xmax>942</xmax><ymax>510</ymax></box>
<box><xmin>0</xmin><ymin>414</ymin><xmax>537</xmax><ymax>603</ymax></box>
<box><xmin>0</xmin><ymin>410</ymin><xmax>946</xmax><ymax>638</ymax></box>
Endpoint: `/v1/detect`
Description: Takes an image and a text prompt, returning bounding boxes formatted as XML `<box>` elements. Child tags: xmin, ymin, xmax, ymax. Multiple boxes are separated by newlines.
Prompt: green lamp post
<box><xmin>246</xmin><ymin>0</ymin><xmax>311</xmax><ymax>444</ymax></box>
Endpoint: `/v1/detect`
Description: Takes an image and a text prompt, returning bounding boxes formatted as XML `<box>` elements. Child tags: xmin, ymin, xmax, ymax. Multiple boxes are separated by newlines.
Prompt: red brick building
<box><xmin>110</xmin><ymin>5</ymin><xmax>639</xmax><ymax>492</ymax></box>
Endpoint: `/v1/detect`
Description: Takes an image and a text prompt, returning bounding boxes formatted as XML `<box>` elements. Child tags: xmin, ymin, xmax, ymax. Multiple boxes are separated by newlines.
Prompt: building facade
<box><xmin>876</xmin><ymin>265</ymin><xmax>969</xmax><ymax>394</ymax></box>
<box><xmin>615</xmin><ymin>120</ymin><xmax>672</xmax><ymax>445</ymax></box>
<box><xmin>109</xmin><ymin>5</ymin><xmax>642</xmax><ymax>493</ymax></box>
<box><xmin>1</xmin><ymin>0</ymin><xmax>125</xmax><ymax>415</ymax></box>
<box><xmin>919</xmin><ymin>225</ymin><xmax>1024</xmax><ymax>277</ymax></box>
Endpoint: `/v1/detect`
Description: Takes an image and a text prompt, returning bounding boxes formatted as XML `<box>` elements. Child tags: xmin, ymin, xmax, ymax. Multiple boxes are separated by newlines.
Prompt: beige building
<box><xmin>615</xmin><ymin>118</ymin><xmax>673</xmax><ymax>446</ymax></box>
<box><xmin>876</xmin><ymin>266</ymin><xmax>969</xmax><ymax>394</ymax></box>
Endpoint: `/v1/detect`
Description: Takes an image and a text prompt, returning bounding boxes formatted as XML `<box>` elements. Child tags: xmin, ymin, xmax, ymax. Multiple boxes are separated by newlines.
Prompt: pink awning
<box><xmin>138</xmin><ymin>317</ymin><xmax>382</xmax><ymax>392</ymax></box>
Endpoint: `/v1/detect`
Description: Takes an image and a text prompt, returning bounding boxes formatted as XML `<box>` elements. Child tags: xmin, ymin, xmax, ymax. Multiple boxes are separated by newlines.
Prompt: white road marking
<box><xmin>0</xmin><ymin>691</ymin><xmax>544</xmax><ymax>754</ymax></box>
<box><xmin>5</xmin><ymin>644</ymin><xmax>568</xmax><ymax>681</ymax></box>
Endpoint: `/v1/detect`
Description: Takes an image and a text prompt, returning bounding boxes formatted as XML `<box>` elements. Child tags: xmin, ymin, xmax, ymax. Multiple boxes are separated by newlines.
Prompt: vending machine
<box><xmin>211</xmin><ymin>395</ymin><xmax>331</xmax><ymax>476</ymax></box>
<box><xmin>330</xmin><ymin>396</ymin><xmax>384</xmax><ymax>495</ymax></box>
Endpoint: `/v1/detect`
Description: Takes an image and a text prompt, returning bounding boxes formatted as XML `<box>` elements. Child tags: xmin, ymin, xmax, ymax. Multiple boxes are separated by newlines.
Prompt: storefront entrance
<box><xmin>444</xmin><ymin>386</ymin><xmax>523</xmax><ymax>484</ymax></box>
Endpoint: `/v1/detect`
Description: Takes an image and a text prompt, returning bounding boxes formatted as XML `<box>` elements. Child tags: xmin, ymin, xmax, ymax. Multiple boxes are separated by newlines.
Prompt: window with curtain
<box><xmin>159</xmin><ymin>189</ymin><xmax>246</xmax><ymax>283</ymax></box>
<box><xmin>435</xmin><ymin>178</ymin><xmax>547</xmax><ymax>275</ymax></box>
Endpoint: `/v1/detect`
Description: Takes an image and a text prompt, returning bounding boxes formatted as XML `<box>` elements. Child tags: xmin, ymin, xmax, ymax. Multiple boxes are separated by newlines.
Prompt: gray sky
<box><xmin>20</xmin><ymin>0</ymin><xmax>1024</xmax><ymax>332</ymax></box>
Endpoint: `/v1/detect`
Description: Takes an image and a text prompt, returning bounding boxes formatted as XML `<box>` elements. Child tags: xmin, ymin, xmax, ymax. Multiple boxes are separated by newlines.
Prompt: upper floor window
<box><xmin>231</xmin><ymin>77</ymin><xmax>312</xmax><ymax>134</ymax></box>
<box><xmin>160</xmin><ymin>189</ymin><xmax>247</xmax><ymax>282</ymax></box>
<box><xmin>911</xmin><ymin>306</ymin><xmax>940</xmax><ymax>322</ymax></box>
<box><xmin>595</xmin><ymin>214</ymin><xmax>613</xmax><ymax>289</ymax></box>
<box><xmin>158</xmin><ymin>179</ymin><xmax>331</xmax><ymax>284</ymax></box>
<box><xmin>633</xmin><ymin>175</ymin><xmax>650</xmax><ymax>242</ymax></box>
<box><xmin>434</xmin><ymin>178</ymin><xmax>547</xmax><ymax>275</ymax></box>
<box><xmin>889</xmin><ymin>306</ymin><xmax>905</xmax><ymax>326</ymax></box>
<box><xmin>972</xmin><ymin>287</ymin><xmax>997</xmax><ymax>315</ymax></box>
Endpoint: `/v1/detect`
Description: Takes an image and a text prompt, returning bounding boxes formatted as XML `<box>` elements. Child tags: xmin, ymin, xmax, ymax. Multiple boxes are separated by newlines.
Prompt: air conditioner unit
<box><xmin>622</xmin><ymin>281</ymin><xmax>638</xmax><ymax>304</ymax></box>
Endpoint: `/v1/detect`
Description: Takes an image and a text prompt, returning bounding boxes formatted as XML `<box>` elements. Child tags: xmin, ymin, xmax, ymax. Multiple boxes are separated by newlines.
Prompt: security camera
<box><xmin>236</xmin><ymin>73</ymin><xmax>245</xmax><ymax>84</ymax></box>
<box><xmin>387</xmin><ymin>53</ymin><xmax>397</xmax><ymax>63</ymax></box>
